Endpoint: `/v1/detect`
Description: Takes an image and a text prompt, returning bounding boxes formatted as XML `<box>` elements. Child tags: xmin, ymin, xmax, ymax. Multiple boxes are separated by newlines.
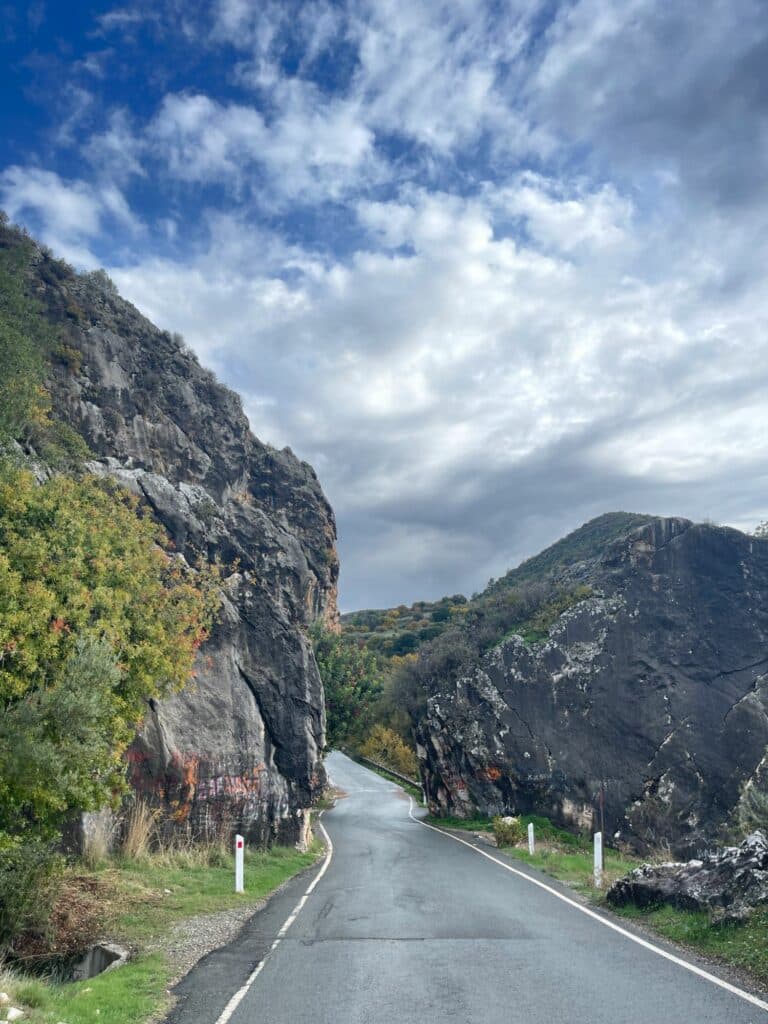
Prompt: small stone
<box><xmin>0</xmin><ymin>995</ymin><xmax>9</xmax><ymax>1006</ymax></box>
<box><xmin>7</xmin><ymin>1008</ymin><xmax>25</xmax><ymax>1021</ymax></box>
<box><xmin>163</xmin><ymin>888</ymin><xmax>172</xmax><ymax>894</ymax></box>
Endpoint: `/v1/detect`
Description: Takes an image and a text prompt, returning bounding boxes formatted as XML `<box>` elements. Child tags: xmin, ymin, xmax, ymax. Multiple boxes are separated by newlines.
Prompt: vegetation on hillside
<box><xmin>339</xmin><ymin>514</ymin><xmax>652</xmax><ymax>772</ymax></box>
<box><xmin>0</xmin><ymin>216</ymin><xmax>90</xmax><ymax>465</ymax></box>
<box><xmin>341</xmin><ymin>594</ymin><xmax>469</xmax><ymax>658</ymax></box>
<box><xmin>486</xmin><ymin>511</ymin><xmax>653</xmax><ymax>594</ymax></box>
<box><xmin>0</xmin><ymin>462</ymin><xmax>219</xmax><ymax>953</ymax></box>
<box><xmin>310</xmin><ymin>623</ymin><xmax>383</xmax><ymax>748</ymax></box>
<box><xmin>358</xmin><ymin>724</ymin><xmax>418</xmax><ymax>777</ymax></box>
<box><xmin>362</xmin><ymin>514</ymin><xmax>656</xmax><ymax>733</ymax></box>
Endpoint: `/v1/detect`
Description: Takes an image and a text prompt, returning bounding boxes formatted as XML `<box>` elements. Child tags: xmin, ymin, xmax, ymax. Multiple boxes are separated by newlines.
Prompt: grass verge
<box><xmin>427</xmin><ymin>812</ymin><xmax>589</xmax><ymax>849</ymax></box>
<box><xmin>612</xmin><ymin>904</ymin><xmax>768</xmax><ymax>989</ymax></box>
<box><xmin>0</xmin><ymin>843</ymin><xmax>321</xmax><ymax>1024</ymax></box>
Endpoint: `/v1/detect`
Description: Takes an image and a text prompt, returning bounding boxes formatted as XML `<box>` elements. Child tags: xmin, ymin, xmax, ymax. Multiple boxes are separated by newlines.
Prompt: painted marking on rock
<box><xmin>213</xmin><ymin>816</ymin><xmax>334</xmax><ymax>1024</ymax></box>
<box><xmin>408</xmin><ymin>799</ymin><xmax>768</xmax><ymax>1016</ymax></box>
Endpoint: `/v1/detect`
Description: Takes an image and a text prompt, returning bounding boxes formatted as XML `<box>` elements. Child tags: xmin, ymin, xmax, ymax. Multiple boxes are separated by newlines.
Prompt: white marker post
<box><xmin>528</xmin><ymin>822</ymin><xmax>535</xmax><ymax>855</ymax></box>
<box><xmin>235</xmin><ymin>834</ymin><xmax>245</xmax><ymax>894</ymax></box>
<box><xmin>593</xmin><ymin>831</ymin><xmax>603</xmax><ymax>889</ymax></box>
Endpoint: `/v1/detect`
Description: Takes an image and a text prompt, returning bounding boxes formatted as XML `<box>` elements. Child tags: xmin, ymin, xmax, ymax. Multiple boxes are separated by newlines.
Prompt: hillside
<box><xmin>414</xmin><ymin>516</ymin><xmax>768</xmax><ymax>854</ymax></box>
<box><xmin>342</xmin><ymin>512</ymin><xmax>654</xmax><ymax>656</ymax></box>
<box><xmin>341</xmin><ymin>594</ymin><xmax>469</xmax><ymax>657</ymax></box>
<box><xmin>486</xmin><ymin>511</ymin><xmax>654</xmax><ymax>592</ymax></box>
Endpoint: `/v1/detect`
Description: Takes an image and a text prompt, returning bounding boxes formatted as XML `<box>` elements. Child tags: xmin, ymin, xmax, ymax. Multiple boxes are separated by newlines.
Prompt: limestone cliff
<box><xmin>417</xmin><ymin>517</ymin><xmax>768</xmax><ymax>854</ymax></box>
<box><xmin>17</xmin><ymin>233</ymin><xmax>338</xmax><ymax>847</ymax></box>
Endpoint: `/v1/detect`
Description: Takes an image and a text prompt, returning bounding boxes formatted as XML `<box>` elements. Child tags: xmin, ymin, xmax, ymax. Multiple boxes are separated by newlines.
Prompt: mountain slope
<box><xmin>416</xmin><ymin>516</ymin><xmax>768</xmax><ymax>853</ymax></box>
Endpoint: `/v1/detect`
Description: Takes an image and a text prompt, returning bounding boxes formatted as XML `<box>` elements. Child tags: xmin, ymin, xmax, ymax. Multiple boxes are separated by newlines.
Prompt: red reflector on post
<box><xmin>237</xmin><ymin>839</ymin><xmax>243</xmax><ymax>849</ymax></box>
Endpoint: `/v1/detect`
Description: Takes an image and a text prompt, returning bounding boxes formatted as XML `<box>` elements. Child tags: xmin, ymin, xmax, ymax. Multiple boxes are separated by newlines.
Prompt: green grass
<box><xmin>427</xmin><ymin>812</ymin><xmax>589</xmax><ymax>849</ymax></box>
<box><xmin>2</xmin><ymin>844</ymin><xmax>321</xmax><ymax>1024</ymax></box>
<box><xmin>426</xmin><ymin>813</ymin><xmax>496</xmax><ymax>832</ymax></box>
<box><xmin>0</xmin><ymin>955</ymin><xmax>171</xmax><ymax>1024</ymax></box>
<box><xmin>106</xmin><ymin>845</ymin><xmax>319</xmax><ymax>944</ymax></box>
<box><xmin>613</xmin><ymin>905</ymin><xmax>768</xmax><ymax>988</ymax></box>
<box><xmin>509</xmin><ymin>846</ymin><xmax>637</xmax><ymax>890</ymax></box>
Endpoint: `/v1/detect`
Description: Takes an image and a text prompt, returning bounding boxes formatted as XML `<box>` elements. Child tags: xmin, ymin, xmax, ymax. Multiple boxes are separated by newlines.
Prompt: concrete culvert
<box><xmin>71</xmin><ymin>942</ymin><xmax>130</xmax><ymax>981</ymax></box>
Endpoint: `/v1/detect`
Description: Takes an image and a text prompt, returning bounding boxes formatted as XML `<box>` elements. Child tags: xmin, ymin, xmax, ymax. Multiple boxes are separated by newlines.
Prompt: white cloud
<box><xmin>148</xmin><ymin>93</ymin><xmax>265</xmax><ymax>185</ymax></box>
<box><xmin>5</xmin><ymin>0</ymin><xmax>768</xmax><ymax>606</ymax></box>
<box><xmin>84</xmin><ymin>109</ymin><xmax>146</xmax><ymax>183</ymax></box>
<box><xmin>103</xmin><ymin>183</ymin><xmax>768</xmax><ymax>605</ymax></box>
<box><xmin>492</xmin><ymin>174</ymin><xmax>634</xmax><ymax>256</ymax></box>
<box><xmin>0</xmin><ymin>166</ymin><xmax>142</xmax><ymax>264</ymax></box>
<box><xmin>143</xmin><ymin>87</ymin><xmax>377</xmax><ymax>202</ymax></box>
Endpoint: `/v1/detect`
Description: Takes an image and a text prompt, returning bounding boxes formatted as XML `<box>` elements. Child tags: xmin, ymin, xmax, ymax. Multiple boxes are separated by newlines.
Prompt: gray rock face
<box><xmin>607</xmin><ymin>831</ymin><xmax>768</xmax><ymax>922</ymax></box>
<box><xmin>34</xmin><ymin>254</ymin><xmax>338</xmax><ymax>846</ymax></box>
<box><xmin>418</xmin><ymin>518</ymin><xmax>768</xmax><ymax>854</ymax></box>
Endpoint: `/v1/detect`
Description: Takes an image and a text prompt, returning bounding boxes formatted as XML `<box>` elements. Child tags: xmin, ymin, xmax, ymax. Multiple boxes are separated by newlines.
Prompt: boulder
<box><xmin>607</xmin><ymin>831</ymin><xmax>768</xmax><ymax>922</ymax></box>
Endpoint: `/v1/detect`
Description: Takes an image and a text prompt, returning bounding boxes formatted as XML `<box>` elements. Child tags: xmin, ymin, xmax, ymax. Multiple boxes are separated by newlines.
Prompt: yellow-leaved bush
<box><xmin>0</xmin><ymin>462</ymin><xmax>220</xmax><ymax>836</ymax></box>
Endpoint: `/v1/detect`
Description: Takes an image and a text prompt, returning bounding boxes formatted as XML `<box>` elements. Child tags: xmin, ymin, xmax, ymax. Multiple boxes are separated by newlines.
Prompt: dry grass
<box><xmin>119</xmin><ymin>800</ymin><xmax>157</xmax><ymax>862</ymax></box>
<box><xmin>82</xmin><ymin>813</ymin><xmax>118</xmax><ymax>870</ymax></box>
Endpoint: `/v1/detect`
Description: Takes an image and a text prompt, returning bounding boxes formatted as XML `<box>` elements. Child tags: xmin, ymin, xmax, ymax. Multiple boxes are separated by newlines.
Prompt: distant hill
<box><xmin>342</xmin><ymin>512</ymin><xmax>654</xmax><ymax>656</ymax></box>
<box><xmin>487</xmin><ymin>511</ymin><xmax>654</xmax><ymax>593</ymax></box>
<box><xmin>341</xmin><ymin>594</ymin><xmax>469</xmax><ymax>657</ymax></box>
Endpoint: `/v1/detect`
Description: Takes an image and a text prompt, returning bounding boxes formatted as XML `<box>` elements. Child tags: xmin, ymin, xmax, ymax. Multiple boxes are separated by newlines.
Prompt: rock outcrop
<box><xmin>418</xmin><ymin>517</ymin><xmax>768</xmax><ymax>854</ymax></box>
<box><xmin>21</xmin><ymin>236</ymin><xmax>338</xmax><ymax>847</ymax></box>
<box><xmin>607</xmin><ymin>831</ymin><xmax>768</xmax><ymax>922</ymax></box>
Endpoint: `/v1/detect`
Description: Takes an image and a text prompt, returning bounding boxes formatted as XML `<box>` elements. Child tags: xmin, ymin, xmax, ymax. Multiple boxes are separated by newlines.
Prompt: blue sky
<box><xmin>2</xmin><ymin>0</ymin><xmax>768</xmax><ymax>610</ymax></box>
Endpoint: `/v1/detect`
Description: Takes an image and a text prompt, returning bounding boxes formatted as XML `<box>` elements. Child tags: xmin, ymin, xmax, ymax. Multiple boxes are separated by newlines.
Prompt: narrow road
<box><xmin>170</xmin><ymin>752</ymin><xmax>767</xmax><ymax>1023</ymax></box>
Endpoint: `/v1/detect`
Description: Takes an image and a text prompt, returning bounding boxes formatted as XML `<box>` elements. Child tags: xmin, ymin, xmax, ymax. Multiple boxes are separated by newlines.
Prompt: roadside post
<box><xmin>235</xmin><ymin>834</ymin><xmax>245</xmax><ymax>893</ymax></box>
<box><xmin>593</xmin><ymin>831</ymin><xmax>603</xmax><ymax>888</ymax></box>
<box><xmin>528</xmin><ymin>822</ymin><xmax>535</xmax><ymax>855</ymax></box>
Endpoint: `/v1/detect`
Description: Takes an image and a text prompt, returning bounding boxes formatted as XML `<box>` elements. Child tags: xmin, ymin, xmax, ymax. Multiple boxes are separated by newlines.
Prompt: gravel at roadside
<box><xmin>151</xmin><ymin>899</ymin><xmax>270</xmax><ymax>987</ymax></box>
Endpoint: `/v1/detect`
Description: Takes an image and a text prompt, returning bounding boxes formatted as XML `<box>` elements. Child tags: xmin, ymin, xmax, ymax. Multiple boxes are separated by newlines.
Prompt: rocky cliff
<box><xmin>13</xmin><ymin>230</ymin><xmax>338</xmax><ymax>847</ymax></box>
<box><xmin>417</xmin><ymin>516</ymin><xmax>768</xmax><ymax>854</ymax></box>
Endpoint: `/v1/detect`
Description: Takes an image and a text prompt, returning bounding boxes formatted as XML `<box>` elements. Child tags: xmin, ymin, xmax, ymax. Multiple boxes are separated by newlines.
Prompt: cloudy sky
<box><xmin>2</xmin><ymin>0</ymin><xmax>767</xmax><ymax>610</ymax></box>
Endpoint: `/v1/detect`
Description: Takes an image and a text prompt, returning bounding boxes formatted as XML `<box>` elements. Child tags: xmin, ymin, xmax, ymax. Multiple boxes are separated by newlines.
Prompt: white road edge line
<box><xmin>213</xmin><ymin>815</ymin><xmax>334</xmax><ymax>1024</ymax></box>
<box><xmin>408</xmin><ymin>798</ymin><xmax>768</xmax><ymax>1016</ymax></box>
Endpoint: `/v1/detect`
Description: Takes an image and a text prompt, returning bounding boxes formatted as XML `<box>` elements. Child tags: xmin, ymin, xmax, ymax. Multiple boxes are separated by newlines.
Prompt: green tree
<box><xmin>311</xmin><ymin>624</ymin><xmax>382</xmax><ymax>748</ymax></box>
<box><xmin>0</xmin><ymin>637</ymin><xmax>126</xmax><ymax>836</ymax></box>
<box><xmin>0</xmin><ymin>462</ymin><xmax>219</xmax><ymax>837</ymax></box>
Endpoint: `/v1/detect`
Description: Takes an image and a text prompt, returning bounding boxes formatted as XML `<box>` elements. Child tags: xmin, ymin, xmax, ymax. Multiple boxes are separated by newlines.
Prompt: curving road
<box><xmin>169</xmin><ymin>752</ymin><xmax>768</xmax><ymax>1023</ymax></box>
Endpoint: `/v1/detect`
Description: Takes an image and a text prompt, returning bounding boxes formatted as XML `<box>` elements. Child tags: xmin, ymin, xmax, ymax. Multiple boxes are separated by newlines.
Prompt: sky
<box><xmin>1</xmin><ymin>0</ymin><xmax>767</xmax><ymax>611</ymax></box>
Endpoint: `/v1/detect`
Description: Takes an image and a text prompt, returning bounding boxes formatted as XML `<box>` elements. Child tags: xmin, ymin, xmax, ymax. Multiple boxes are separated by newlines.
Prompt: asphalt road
<box><xmin>169</xmin><ymin>752</ymin><xmax>767</xmax><ymax>1023</ymax></box>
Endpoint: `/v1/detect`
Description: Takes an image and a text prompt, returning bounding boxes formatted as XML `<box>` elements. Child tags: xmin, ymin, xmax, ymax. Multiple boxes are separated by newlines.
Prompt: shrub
<box><xmin>493</xmin><ymin>815</ymin><xmax>524</xmax><ymax>847</ymax></box>
<box><xmin>0</xmin><ymin>463</ymin><xmax>220</xmax><ymax>865</ymax></box>
<box><xmin>358</xmin><ymin>725</ymin><xmax>418</xmax><ymax>777</ymax></box>
<box><xmin>0</xmin><ymin>835</ymin><xmax>62</xmax><ymax>954</ymax></box>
